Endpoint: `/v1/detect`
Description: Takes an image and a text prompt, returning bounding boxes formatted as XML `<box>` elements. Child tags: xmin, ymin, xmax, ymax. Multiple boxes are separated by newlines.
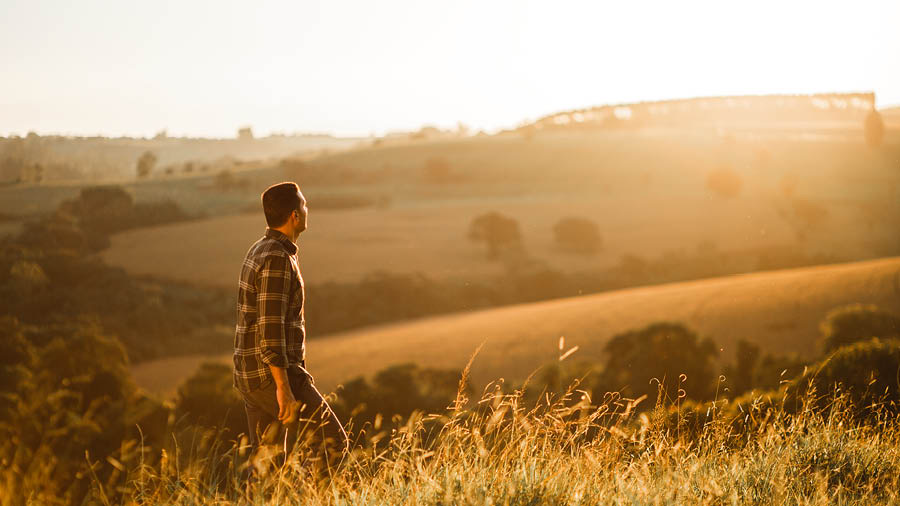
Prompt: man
<box><xmin>233</xmin><ymin>182</ymin><xmax>349</xmax><ymax>464</ymax></box>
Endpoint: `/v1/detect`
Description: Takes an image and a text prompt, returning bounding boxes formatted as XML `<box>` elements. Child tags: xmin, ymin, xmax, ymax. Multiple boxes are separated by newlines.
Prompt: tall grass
<box><xmin>113</xmin><ymin>378</ymin><xmax>900</xmax><ymax>505</ymax></box>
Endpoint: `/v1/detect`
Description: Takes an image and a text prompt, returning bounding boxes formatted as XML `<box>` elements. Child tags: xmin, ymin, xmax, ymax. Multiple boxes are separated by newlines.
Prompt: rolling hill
<box><xmin>132</xmin><ymin>255</ymin><xmax>900</xmax><ymax>398</ymax></box>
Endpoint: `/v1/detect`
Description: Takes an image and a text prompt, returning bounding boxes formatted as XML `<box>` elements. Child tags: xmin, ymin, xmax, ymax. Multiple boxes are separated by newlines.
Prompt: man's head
<box><xmin>262</xmin><ymin>182</ymin><xmax>307</xmax><ymax>241</ymax></box>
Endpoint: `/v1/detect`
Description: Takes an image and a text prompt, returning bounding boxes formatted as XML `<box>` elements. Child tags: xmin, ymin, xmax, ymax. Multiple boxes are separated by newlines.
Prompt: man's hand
<box><xmin>276</xmin><ymin>384</ymin><xmax>297</xmax><ymax>423</ymax></box>
<box><xmin>269</xmin><ymin>364</ymin><xmax>297</xmax><ymax>423</ymax></box>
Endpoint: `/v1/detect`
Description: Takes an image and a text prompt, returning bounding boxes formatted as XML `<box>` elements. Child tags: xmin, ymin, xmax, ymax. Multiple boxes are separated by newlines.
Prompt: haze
<box><xmin>2</xmin><ymin>0</ymin><xmax>899</xmax><ymax>138</ymax></box>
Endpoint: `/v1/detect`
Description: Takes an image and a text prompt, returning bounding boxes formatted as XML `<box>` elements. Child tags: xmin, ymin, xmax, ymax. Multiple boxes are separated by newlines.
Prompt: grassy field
<box><xmin>132</xmin><ymin>255</ymin><xmax>900</xmax><ymax>398</ymax></box>
<box><xmin>99</xmin><ymin>127</ymin><xmax>900</xmax><ymax>286</ymax></box>
<box><xmin>116</xmin><ymin>376</ymin><xmax>900</xmax><ymax>505</ymax></box>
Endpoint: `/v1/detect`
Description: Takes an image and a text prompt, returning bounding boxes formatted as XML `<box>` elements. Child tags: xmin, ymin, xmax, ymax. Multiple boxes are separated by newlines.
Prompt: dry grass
<box><xmin>113</xmin><ymin>375</ymin><xmax>900</xmax><ymax>505</ymax></box>
<box><xmin>132</xmin><ymin>256</ymin><xmax>900</xmax><ymax>398</ymax></box>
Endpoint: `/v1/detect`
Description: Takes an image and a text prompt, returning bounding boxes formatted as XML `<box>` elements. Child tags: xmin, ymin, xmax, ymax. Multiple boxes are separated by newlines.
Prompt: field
<box><xmin>99</xmin><ymin>127</ymin><xmax>900</xmax><ymax>286</ymax></box>
<box><xmin>132</xmin><ymin>255</ymin><xmax>900</xmax><ymax>398</ymax></box>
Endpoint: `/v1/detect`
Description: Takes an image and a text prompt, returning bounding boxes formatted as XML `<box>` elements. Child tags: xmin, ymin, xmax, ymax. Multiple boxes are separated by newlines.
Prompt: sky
<box><xmin>1</xmin><ymin>0</ymin><xmax>898</xmax><ymax>138</ymax></box>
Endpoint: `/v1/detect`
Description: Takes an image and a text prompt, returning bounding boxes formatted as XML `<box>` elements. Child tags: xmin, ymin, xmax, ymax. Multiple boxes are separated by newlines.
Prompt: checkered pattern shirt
<box><xmin>233</xmin><ymin>228</ymin><xmax>306</xmax><ymax>393</ymax></box>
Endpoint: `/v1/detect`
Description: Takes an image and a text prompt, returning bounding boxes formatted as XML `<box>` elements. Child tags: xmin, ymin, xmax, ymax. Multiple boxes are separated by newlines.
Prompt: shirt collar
<box><xmin>265</xmin><ymin>228</ymin><xmax>298</xmax><ymax>255</ymax></box>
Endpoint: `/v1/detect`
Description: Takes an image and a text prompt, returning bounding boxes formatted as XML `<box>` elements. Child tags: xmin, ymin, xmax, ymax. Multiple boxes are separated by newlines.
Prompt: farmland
<box><xmin>99</xmin><ymin>127</ymin><xmax>900</xmax><ymax>286</ymax></box>
<box><xmin>132</xmin><ymin>254</ymin><xmax>900</xmax><ymax>398</ymax></box>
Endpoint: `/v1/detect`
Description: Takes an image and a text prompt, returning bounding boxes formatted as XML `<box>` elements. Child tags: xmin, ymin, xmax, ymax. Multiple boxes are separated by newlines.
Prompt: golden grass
<box><xmin>113</xmin><ymin>375</ymin><xmax>900</xmax><ymax>505</ymax></box>
<box><xmin>132</xmin><ymin>256</ymin><xmax>900</xmax><ymax>398</ymax></box>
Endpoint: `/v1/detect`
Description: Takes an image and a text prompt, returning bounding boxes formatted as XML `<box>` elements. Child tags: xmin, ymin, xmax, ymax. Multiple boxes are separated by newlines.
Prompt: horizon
<box><xmin>2</xmin><ymin>0</ymin><xmax>899</xmax><ymax>138</ymax></box>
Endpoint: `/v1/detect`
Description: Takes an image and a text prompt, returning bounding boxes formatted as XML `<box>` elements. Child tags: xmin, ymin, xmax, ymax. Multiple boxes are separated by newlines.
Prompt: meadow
<box><xmin>93</xmin><ymin>127</ymin><xmax>900</xmax><ymax>290</ymax></box>
<box><xmin>132</xmin><ymin>255</ymin><xmax>900</xmax><ymax>398</ymax></box>
<box><xmin>111</xmin><ymin>371</ymin><xmax>900</xmax><ymax>505</ymax></box>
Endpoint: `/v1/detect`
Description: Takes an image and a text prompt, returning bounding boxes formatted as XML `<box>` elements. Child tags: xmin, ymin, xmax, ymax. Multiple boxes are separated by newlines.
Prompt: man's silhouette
<box><xmin>233</xmin><ymin>182</ymin><xmax>348</xmax><ymax>464</ymax></box>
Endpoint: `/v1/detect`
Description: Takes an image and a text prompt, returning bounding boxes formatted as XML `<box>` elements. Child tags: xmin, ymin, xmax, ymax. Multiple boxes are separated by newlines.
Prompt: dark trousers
<box><xmin>239</xmin><ymin>366</ymin><xmax>349</xmax><ymax>460</ymax></box>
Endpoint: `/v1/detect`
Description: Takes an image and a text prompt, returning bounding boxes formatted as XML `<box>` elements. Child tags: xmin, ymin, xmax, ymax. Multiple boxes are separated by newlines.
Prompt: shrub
<box><xmin>789</xmin><ymin>337</ymin><xmax>900</xmax><ymax>414</ymax></box>
<box><xmin>820</xmin><ymin>303</ymin><xmax>900</xmax><ymax>354</ymax></box>
<box><xmin>175</xmin><ymin>362</ymin><xmax>245</xmax><ymax>436</ymax></box>
<box><xmin>722</xmin><ymin>339</ymin><xmax>808</xmax><ymax>397</ymax></box>
<box><xmin>468</xmin><ymin>212</ymin><xmax>523</xmax><ymax>260</ymax></box>
<box><xmin>601</xmin><ymin>322</ymin><xmax>719</xmax><ymax>403</ymax></box>
<box><xmin>553</xmin><ymin>217</ymin><xmax>602</xmax><ymax>255</ymax></box>
<box><xmin>332</xmin><ymin>363</ymin><xmax>469</xmax><ymax>428</ymax></box>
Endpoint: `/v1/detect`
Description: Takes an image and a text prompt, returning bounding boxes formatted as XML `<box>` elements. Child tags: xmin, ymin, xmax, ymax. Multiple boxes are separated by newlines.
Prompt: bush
<box><xmin>820</xmin><ymin>303</ymin><xmax>900</xmax><ymax>354</ymax></box>
<box><xmin>468</xmin><ymin>212</ymin><xmax>523</xmax><ymax>260</ymax></box>
<box><xmin>175</xmin><ymin>362</ymin><xmax>245</xmax><ymax>435</ymax></box>
<box><xmin>332</xmin><ymin>363</ymin><xmax>469</xmax><ymax>428</ymax></box>
<box><xmin>789</xmin><ymin>337</ymin><xmax>900</xmax><ymax>415</ymax></box>
<box><xmin>553</xmin><ymin>217</ymin><xmax>602</xmax><ymax>255</ymax></box>
<box><xmin>601</xmin><ymin>322</ymin><xmax>719</xmax><ymax>403</ymax></box>
<box><xmin>722</xmin><ymin>339</ymin><xmax>807</xmax><ymax>397</ymax></box>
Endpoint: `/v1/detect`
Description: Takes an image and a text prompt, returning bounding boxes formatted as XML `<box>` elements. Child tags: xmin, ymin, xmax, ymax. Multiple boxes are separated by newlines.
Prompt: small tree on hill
<box><xmin>553</xmin><ymin>217</ymin><xmax>602</xmax><ymax>255</ymax></box>
<box><xmin>136</xmin><ymin>151</ymin><xmax>157</xmax><ymax>178</ymax></box>
<box><xmin>237</xmin><ymin>126</ymin><xmax>254</xmax><ymax>141</ymax></box>
<box><xmin>468</xmin><ymin>211</ymin><xmax>523</xmax><ymax>260</ymax></box>
<box><xmin>820</xmin><ymin>303</ymin><xmax>900</xmax><ymax>354</ymax></box>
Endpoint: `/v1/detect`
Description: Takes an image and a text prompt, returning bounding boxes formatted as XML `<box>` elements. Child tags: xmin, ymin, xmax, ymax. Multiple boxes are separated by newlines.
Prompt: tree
<box><xmin>553</xmin><ymin>217</ymin><xmax>602</xmax><ymax>255</ymax></box>
<box><xmin>237</xmin><ymin>126</ymin><xmax>254</xmax><ymax>141</ymax></box>
<box><xmin>864</xmin><ymin>109</ymin><xmax>885</xmax><ymax>148</ymax></box>
<box><xmin>136</xmin><ymin>151</ymin><xmax>157</xmax><ymax>178</ymax></box>
<box><xmin>820</xmin><ymin>303</ymin><xmax>900</xmax><ymax>354</ymax></box>
<box><xmin>601</xmin><ymin>322</ymin><xmax>719</xmax><ymax>403</ymax></box>
<box><xmin>468</xmin><ymin>212</ymin><xmax>523</xmax><ymax>260</ymax></box>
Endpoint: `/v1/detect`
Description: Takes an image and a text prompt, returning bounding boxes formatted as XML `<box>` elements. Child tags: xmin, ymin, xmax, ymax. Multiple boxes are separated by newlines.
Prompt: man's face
<box><xmin>292</xmin><ymin>191</ymin><xmax>308</xmax><ymax>239</ymax></box>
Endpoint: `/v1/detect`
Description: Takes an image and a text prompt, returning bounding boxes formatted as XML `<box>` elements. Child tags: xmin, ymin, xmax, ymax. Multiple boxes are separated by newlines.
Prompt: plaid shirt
<box><xmin>233</xmin><ymin>229</ymin><xmax>306</xmax><ymax>393</ymax></box>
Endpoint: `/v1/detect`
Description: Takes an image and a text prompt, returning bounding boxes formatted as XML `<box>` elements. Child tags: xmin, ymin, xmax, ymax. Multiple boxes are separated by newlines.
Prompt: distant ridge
<box><xmin>516</xmin><ymin>91</ymin><xmax>877</xmax><ymax>133</ymax></box>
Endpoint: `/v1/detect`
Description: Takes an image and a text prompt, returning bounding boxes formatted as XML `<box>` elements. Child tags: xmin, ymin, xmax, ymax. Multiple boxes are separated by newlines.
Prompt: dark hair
<box><xmin>261</xmin><ymin>182</ymin><xmax>301</xmax><ymax>227</ymax></box>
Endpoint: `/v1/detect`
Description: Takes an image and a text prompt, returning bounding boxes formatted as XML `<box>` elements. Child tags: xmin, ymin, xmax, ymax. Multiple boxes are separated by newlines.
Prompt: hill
<box><xmin>132</xmin><ymin>255</ymin><xmax>900</xmax><ymax>398</ymax></box>
<box><xmin>99</xmin><ymin>125</ymin><xmax>900</xmax><ymax>286</ymax></box>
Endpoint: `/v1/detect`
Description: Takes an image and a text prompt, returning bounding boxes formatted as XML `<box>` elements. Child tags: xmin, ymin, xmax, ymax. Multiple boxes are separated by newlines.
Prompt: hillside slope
<box><xmin>133</xmin><ymin>256</ymin><xmax>900</xmax><ymax>397</ymax></box>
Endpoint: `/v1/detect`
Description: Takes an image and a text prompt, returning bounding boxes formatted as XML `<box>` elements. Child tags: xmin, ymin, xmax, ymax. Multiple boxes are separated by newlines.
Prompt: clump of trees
<box><xmin>819</xmin><ymin>303</ymin><xmax>900</xmax><ymax>353</ymax></box>
<box><xmin>331</xmin><ymin>363</ymin><xmax>469</xmax><ymax>429</ymax></box>
<box><xmin>0</xmin><ymin>318</ymin><xmax>170</xmax><ymax>504</ymax></box>
<box><xmin>468</xmin><ymin>212</ymin><xmax>523</xmax><ymax>260</ymax></box>
<box><xmin>0</xmin><ymin>194</ymin><xmax>229</xmax><ymax>363</ymax></box>
<box><xmin>553</xmin><ymin>217</ymin><xmax>602</xmax><ymax>255</ymax></box>
<box><xmin>600</xmin><ymin>323</ymin><xmax>719</xmax><ymax>403</ymax></box>
<box><xmin>56</xmin><ymin>185</ymin><xmax>191</xmax><ymax>250</ymax></box>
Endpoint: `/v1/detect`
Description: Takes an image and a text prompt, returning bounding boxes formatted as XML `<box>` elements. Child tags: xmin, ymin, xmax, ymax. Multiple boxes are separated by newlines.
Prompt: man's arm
<box><xmin>258</xmin><ymin>253</ymin><xmax>295</xmax><ymax>421</ymax></box>
<box><xmin>268</xmin><ymin>363</ymin><xmax>295</xmax><ymax>422</ymax></box>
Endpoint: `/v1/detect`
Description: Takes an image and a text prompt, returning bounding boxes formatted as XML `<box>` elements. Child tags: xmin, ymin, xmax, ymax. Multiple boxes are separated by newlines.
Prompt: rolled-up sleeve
<box><xmin>257</xmin><ymin>253</ymin><xmax>290</xmax><ymax>368</ymax></box>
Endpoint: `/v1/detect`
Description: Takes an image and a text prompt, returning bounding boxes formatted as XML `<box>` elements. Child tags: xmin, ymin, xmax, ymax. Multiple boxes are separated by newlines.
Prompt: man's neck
<box><xmin>271</xmin><ymin>225</ymin><xmax>297</xmax><ymax>243</ymax></box>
